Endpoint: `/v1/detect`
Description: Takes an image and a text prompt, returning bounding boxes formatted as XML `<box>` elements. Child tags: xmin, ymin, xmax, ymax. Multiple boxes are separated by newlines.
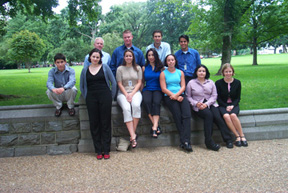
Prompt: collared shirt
<box><xmin>146</xmin><ymin>42</ymin><xmax>171</xmax><ymax>63</ymax></box>
<box><xmin>175</xmin><ymin>47</ymin><xmax>201</xmax><ymax>77</ymax></box>
<box><xmin>83</xmin><ymin>50</ymin><xmax>111</xmax><ymax>68</ymax></box>
<box><xmin>46</xmin><ymin>65</ymin><xmax>76</xmax><ymax>90</ymax></box>
<box><xmin>110</xmin><ymin>44</ymin><xmax>145</xmax><ymax>76</ymax></box>
<box><xmin>186</xmin><ymin>78</ymin><xmax>218</xmax><ymax>112</ymax></box>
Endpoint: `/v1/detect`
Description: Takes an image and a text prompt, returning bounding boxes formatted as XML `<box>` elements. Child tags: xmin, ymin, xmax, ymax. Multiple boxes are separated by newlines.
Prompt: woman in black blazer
<box><xmin>215</xmin><ymin>63</ymin><xmax>248</xmax><ymax>147</ymax></box>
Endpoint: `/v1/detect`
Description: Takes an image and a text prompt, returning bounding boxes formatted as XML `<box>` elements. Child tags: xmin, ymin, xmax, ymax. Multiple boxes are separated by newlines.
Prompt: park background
<box><xmin>0</xmin><ymin>0</ymin><xmax>288</xmax><ymax>109</ymax></box>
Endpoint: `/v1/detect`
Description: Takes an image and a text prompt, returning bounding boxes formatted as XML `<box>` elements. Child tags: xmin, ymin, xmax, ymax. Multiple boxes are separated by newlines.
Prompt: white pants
<box><xmin>46</xmin><ymin>86</ymin><xmax>77</xmax><ymax>109</ymax></box>
<box><xmin>117</xmin><ymin>91</ymin><xmax>142</xmax><ymax>123</ymax></box>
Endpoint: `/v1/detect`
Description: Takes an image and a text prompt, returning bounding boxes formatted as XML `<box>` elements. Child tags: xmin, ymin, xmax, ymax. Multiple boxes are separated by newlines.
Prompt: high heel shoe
<box><xmin>151</xmin><ymin>128</ymin><xmax>158</xmax><ymax>138</ymax></box>
<box><xmin>241</xmin><ymin>136</ymin><xmax>248</xmax><ymax>147</ymax></box>
<box><xmin>235</xmin><ymin>136</ymin><xmax>241</xmax><ymax>147</ymax></box>
<box><xmin>157</xmin><ymin>126</ymin><xmax>162</xmax><ymax>135</ymax></box>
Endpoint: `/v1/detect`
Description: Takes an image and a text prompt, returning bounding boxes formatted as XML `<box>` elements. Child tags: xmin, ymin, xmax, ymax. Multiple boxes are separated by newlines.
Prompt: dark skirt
<box><xmin>219</xmin><ymin>104</ymin><xmax>240</xmax><ymax>115</ymax></box>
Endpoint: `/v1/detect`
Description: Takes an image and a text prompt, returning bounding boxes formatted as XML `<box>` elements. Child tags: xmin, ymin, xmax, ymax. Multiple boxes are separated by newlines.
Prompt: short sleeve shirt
<box><xmin>116</xmin><ymin>65</ymin><xmax>142</xmax><ymax>93</ymax></box>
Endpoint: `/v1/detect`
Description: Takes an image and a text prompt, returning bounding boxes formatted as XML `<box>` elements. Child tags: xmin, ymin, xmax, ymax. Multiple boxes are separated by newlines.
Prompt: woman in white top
<box><xmin>116</xmin><ymin>49</ymin><xmax>142</xmax><ymax>148</ymax></box>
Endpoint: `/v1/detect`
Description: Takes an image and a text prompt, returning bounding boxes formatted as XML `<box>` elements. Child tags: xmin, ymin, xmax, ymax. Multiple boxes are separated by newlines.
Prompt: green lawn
<box><xmin>0</xmin><ymin>54</ymin><xmax>288</xmax><ymax>110</ymax></box>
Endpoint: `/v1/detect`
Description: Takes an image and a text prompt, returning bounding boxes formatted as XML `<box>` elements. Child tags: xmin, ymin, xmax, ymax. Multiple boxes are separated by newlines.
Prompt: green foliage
<box><xmin>102</xmin><ymin>32</ymin><xmax>123</xmax><ymax>56</ymax></box>
<box><xmin>8</xmin><ymin>30</ymin><xmax>45</xmax><ymax>72</ymax></box>
<box><xmin>1</xmin><ymin>54</ymin><xmax>287</xmax><ymax>109</ymax></box>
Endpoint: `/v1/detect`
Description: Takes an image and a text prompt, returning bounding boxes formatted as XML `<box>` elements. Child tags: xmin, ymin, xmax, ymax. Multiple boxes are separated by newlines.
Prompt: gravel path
<box><xmin>1</xmin><ymin>139</ymin><xmax>287</xmax><ymax>192</ymax></box>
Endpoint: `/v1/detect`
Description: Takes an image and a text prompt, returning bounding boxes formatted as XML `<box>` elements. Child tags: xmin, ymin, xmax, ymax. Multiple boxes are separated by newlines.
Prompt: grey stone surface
<box><xmin>41</xmin><ymin>133</ymin><xmax>56</xmax><ymax>144</ymax></box>
<box><xmin>32</xmin><ymin>122</ymin><xmax>45</xmax><ymax>132</ymax></box>
<box><xmin>63</xmin><ymin>119</ymin><xmax>79</xmax><ymax>131</ymax></box>
<box><xmin>18</xmin><ymin>134</ymin><xmax>40</xmax><ymax>145</ymax></box>
<box><xmin>10</xmin><ymin>123</ymin><xmax>31</xmax><ymax>133</ymax></box>
<box><xmin>79</xmin><ymin>120</ymin><xmax>89</xmax><ymax>131</ymax></box>
<box><xmin>0</xmin><ymin>148</ymin><xmax>14</xmax><ymax>157</ymax></box>
<box><xmin>254</xmin><ymin>113</ymin><xmax>288</xmax><ymax>126</ymax></box>
<box><xmin>0</xmin><ymin>135</ymin><xmax>18</xmax><ymax>146</ymax></box>
<box><xmin>14</xmin><ymin>146</ymin><xmax>46</xmax><ymax>157</ymax></box>
<box><xmin>46</xmin><ymin>121</ymin><xmax>62</xmax><ymax>132</ymax></box>
<box><xmin>47</xmin><ymin>144</ymin><xmax>77</xmax><ymax>155</ymax></box>
<box><xmin>0</xmin><ymin>124</ymin><xmax>9</xmax><ymax>134</ymax></box>
<box><xmin>56</xmin><ymin>131</ymin><xmax>80</xmax><ymax>144</ymax></box>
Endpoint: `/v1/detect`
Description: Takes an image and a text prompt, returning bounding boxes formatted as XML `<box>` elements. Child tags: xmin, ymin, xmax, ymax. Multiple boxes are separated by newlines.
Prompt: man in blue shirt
<box><xmin>146</xmin><ymin>30</ymin><xmax>171</xmax><ymax>63</ymax></box>
<box><xmin>83</xmin><ymin>37</ymin><xmax>111</xmax><ymax>68</ymax></box>
<box><xmin>175</xmin><ymin>35</ymin><xmax>201</xmax><ymax>85</ymax></box>
<box><xmin>46</xmin><ymin>53</ymin><xmax>77</xmax><ymax>117</ymax></box>
<box><xmin>110</xmin><ymin>29</ymin><xmax>145</xmax><ymax>76</ymax></box>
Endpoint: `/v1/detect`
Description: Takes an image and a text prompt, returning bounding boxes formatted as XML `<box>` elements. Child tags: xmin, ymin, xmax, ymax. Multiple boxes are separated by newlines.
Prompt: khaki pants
<box><xmin>46</xmin><ymin>86</ymin><xmax>77</xmax><ymax>109</ymax></box>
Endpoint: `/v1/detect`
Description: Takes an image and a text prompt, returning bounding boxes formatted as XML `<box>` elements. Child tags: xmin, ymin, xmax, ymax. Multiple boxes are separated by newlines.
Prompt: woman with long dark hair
<box><xmin>142</xmin><ymin>48</ymin><xmax>164</xmax><ymax>138</ymax></box>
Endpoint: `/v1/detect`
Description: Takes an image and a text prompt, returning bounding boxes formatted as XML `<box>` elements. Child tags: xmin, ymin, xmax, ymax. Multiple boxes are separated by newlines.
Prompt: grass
<box><xmin>0</xmin><ymin>54</ymin><xmax>288</xmax><ymax>110</ymax></box>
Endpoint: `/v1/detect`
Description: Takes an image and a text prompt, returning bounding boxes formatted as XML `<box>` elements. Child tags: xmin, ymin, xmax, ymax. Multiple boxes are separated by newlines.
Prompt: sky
<box><xmin>53</xmin><ymin>0</ymin><xmax>147</xmax><ymax>15</ymax></box>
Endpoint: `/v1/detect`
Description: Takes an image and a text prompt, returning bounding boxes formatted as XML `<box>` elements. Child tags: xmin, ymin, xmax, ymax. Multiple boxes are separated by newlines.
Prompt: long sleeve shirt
<box><xmin>175</xmin><ymin>48</ymin><xmax>201</xmax><ymax>77</ymax></box>
<box><xmin>186</xmin><ymin>78</ymin><xmax>218</xmax><ymax>111</ymax></box>
<box><xmin>46</xmin><ymin>65</ymin><xmax>76</xmax><ymax>91</ymax></box>
<box><xmin>110</xmin><ymin>44</ymin><xmax>145</xmax><ymax>76</ymax></box>
<box><xmin>215</xmin><ymin>78</ymin><xmax>241</xmax><ymax>107</ymax></box>
<box><xmin>146</xmin><ymin>42</ymin><xmax>171</xmax><ymax>63</ymax></box>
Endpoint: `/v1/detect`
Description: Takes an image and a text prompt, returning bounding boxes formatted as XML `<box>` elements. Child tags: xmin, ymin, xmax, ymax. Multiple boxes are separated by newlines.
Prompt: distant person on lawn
<box><xmin>46</xmin><ymin>53</ymin><xmax>77</xmax><ymax>117</ymax></box>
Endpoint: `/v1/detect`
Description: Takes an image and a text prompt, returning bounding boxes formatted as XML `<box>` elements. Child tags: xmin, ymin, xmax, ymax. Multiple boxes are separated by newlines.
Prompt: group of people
<box><xmin>46</xmin><ymin>29</ymin><xmax>248</xmax><ymax>160</ymax></box>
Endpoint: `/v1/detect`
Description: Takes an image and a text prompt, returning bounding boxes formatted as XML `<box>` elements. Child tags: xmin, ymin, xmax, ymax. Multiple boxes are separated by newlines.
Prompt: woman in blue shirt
<box><xmin>142</xmin><ymin>48</ymin><xmax>164</xmax><ymax>138</ymax></box>
<box><xmin>160</xmin><ymin>54</ymin><xmax>192</xmax><ymax>152</ymax></box>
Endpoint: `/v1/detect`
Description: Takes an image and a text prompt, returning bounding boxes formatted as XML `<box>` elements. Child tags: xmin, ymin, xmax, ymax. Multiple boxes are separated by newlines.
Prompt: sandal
<box><xmin>235</xmin><ymin>136</ymin><xmax>241</xmax><ymax>147</ymax></box>
<box><xmin>68</xmin><ymin>108</ymin><xmax>75</xmax><ymax>116</ymax></box>
<box><xmin>151</xmin><ymin>128</ymin><xmax>158</xmax><ymax>138</ymax></box>
<box><xmin>131</xmin><ymin>139</ymin><xmax>137</xmax><ymax>148</ymax></box>
<box><xmin>241</xmin><ymin>136</ymin><xmax>248</xmax><ymax>147</ymax></box>
<box><xmin>157</xmin><ymin>126</ymin><xmax>162</xmax><ymax>135</ymax></box>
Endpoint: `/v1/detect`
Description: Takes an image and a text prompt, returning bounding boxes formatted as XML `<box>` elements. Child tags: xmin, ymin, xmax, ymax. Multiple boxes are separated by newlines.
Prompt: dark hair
<box><xmin>145</xmin><ymin>48</ymin><xmax>163</xmax><ymax>72</ymax></box>
<box><xmin>221</xmin><ymin>63</ymin><xmax>235</xmax><ymax>76</ymax></box>
<box><xmin>122</xmin><ymin>49</ymin><xmax>138</xmax><ymax>72</ymax></box>
<box><xmin>152</xmin><ymin>30</ymin><xmax>163</xmax><ymax>37</ymax></box>
<box><xmin>192</xmin><ymin>64</ymin><xmax>210</xmax><ymax>79</ymax></box>
<box><xmin>54</xmin><ymin>53</ymin><xmax>66</xmax><ymax>62</ymax></box>
<box><xmin>178</xmin><ymin>35</ymin><xmax>189</xmax><ymax>43</ymax></box>
<box><xmin>88</xmin><ymin>48</ymin><xmax>103</xmax><ymax>64</ymax></box>
<box><xmin>164</xmin><ymin>54</ymin><xmax>178</xmax><ymax>68</ymax></box>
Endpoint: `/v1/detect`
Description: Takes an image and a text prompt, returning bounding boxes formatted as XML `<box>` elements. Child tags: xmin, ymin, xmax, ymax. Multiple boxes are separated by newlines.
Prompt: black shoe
<box><xmin>235</xmin><ymin>136</ymin><xmax>242</xmax><ymax>147</ymax></box>
<box><xmin>180</xmin><ymin>142</ymin><xmax>193</xmax><ymax>152</ymax></box>
<box><xmin>157</xmin><ymin>126</ymin><xmax>162</xmax><ymax>135</ymax></box>
<box><xmin>226</xmin><ymin>142</ymin><xmax>234</xmax><ymax>149</ymax></box>
<box><xmin>206</xmin><ymin>143</ymin><xmax>221</xmax><ymax>151</ymax></box>
<box><xmin>241</xmin><ymin>139</ymin><xmax>248</xmax><ymax>147</ymax></box>
<box><xmin>151</xmin><ymin>129</ymin><xmax>158</xmax><ymax>138</ymax></box>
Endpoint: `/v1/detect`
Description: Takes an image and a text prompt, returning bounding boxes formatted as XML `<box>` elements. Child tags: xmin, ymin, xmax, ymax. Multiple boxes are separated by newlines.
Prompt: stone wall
<box><xmin>1</xmin><ymin>100</ymin><xmax>288</xmax><ymax>157</ymax></box>
<box><xmin>0</xmin><ymin>105</ymin><xmax>80</xmax><ymax>157</ymax></box>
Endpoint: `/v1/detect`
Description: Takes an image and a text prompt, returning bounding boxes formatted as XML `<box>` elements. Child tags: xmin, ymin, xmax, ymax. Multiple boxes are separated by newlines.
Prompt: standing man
<box><xmin>146</xmin><ymin>30</ymin><xmax>171</xmax><ymax>63</ymax></box>
<box><xmin>83</xmin><ymin>37</ymin><xmax>111</xmax><ymax>68</ymax></box>
<box><xmin>46</xmin><ymin>53</ymin><xmax>77</xmax><ymax>117</ymax></box>
<box><xmin>175</xmin><ymin>35</ymin><xmax>201</xmax><ymax>85</ymax></box>
<box><xmin>110</xmin><ymin>29</ymin><xmax>145</xmax><ymax>76</ymax></box>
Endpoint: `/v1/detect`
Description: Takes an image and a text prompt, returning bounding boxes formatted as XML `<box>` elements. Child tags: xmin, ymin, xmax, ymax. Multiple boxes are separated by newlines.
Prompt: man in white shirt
<box><xmin>83</xmin><ymin>37</ymin><xmax>111</xmax><ymax>67</ymax></box>
<box><xmin>146</xmin><ymin>30</ymin><xmax>171</xmax><ymax>63</ymax></box>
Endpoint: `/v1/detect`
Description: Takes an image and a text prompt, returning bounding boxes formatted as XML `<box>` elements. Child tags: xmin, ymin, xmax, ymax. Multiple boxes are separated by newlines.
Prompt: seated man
<box><xmin>46</xmin><ymin>53</ymin><xmax>77</xmax><ymax>117</ymax></box>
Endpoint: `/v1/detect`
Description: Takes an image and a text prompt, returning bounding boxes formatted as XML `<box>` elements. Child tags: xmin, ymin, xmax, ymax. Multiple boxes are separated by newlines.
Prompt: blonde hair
<box><xmin>221</xmin><ymin>63</ymin><xmax>235</xmax><ymax>76</ymax></box>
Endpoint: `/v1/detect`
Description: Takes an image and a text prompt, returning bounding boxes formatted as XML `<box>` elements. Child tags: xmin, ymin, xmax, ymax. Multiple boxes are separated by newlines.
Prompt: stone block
<box><xmin>41</xmin><ymin>133</ymin><xmax>56</xmax><ymax>144</ymax></box>
<box><xmin>239</xmin><ymin>115</ymin><xmax>255</xmax><ymax>127</ymax></box>
<box><xmin>79</xmin><ymin>108</ymin><xmax>89</xmax><ymax>121</ymax></box>
<box><xmin>0</xmin><ymin>148</ymin><xmax>14</xmax><ymax>157</ymax></box>
<box><xmin>56</xmin><ymin>131</ymin><xmax>80</xmax><ymax>144</ymax></box>
<box><xmin>112</xmin><ymin>127</ymin><xmax>130</xmax><ymax>136</ymax></box>
<box><xmin>15</xmin><ymin>146</ymin><xmax>46</xmax><ymax>157</ymax></box>
<box><xmin>63</xmin><ymin>120</ymin><xmax>79</xmax><ymax>131</ymax></box>
<box><xmin>47</xmin><ymin>144</ymin><xmax>77</xmax><ymax>155</ymax></box>
<box><xmin>18</xmin><ymin>134</ymin><xmax>40</xmax><ymax>145</ymax></box>
<box><xmin>32</xmin><ymin>122</ymin><xmax>45</xmax><ymax>132</ymax></box>
<box><xmin>10</xmin><ymin>123</ymin><xmax>31</xmax><ymax>133</ymax></box>
<box><xmin>80</xmin><ymin>130</ymin><xmax>92</xmax><ymax>139</ymax></box>
<box><xmin>254</xmin><ymin>113</ymin><xmax>288</xmax><ymax>126</ymax></box>
<box><xmin>112</xmin><ymin>118</ymin><xmax>125</xmax><ymax>127</ymax></box>
<box><xmin>159</xmin><ymin>116</ymin><xmax>172</xmax><ymax>124</ymax></box>
<box><xmin>80</xmin><ymin>120</ymin><xmax>90</xmax><ymax>131</ymax></box>
<box><xmin>0</xmin><ymin>124</ymin><xmax>9</xmax><ymax>134</ymax></box>
<box><xmin>0</xmin><ymin>135</ymin><xmax>18</xmax><ymax>146</ymax></box>
<box><xmin>46</xmin><ymin>121</ymin><xmax>62</xmax><ymax>132</ymax></box>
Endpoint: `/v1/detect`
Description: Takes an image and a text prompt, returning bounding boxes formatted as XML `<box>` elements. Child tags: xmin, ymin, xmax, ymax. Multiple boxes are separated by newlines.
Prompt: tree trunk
<box><xmin>252</xmin><ymin>37</ymin><xmax>258</xmax><ymax>65</ymax></box>
<box><xmin>283</xmin><ymin>45</ymin><xmax>287</xmax><ymax>53</ymax></box>
<box><xmin>217</xmin><ymin>35</ymin><xmax>232</xmax><ymax>75</ymax></box>
<box><xmin>274</xmin><ymin>47</ymin><xmax>276</xmax><ymax>54</ymax></box>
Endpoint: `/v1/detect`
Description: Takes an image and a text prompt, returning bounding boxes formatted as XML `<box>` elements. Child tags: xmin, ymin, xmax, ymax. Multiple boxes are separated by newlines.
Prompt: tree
<box><xmin>102</xmin><ymin>32</ymin><xmax>123</xmax><ymax>55</ymax></box>
<box><xmin>189</xmin><ymin>0</ymin><xmax>254</xmax><ymax>74</ymax></box>
<box><xmin>8</xmin><ymin>30</ymin><xmax>45</xmax><ymax>72</ymax></box>
<box><xmin>237</xmin><ymin>0</ymin><xmax>288</xmax><ymax>65</ymax></box>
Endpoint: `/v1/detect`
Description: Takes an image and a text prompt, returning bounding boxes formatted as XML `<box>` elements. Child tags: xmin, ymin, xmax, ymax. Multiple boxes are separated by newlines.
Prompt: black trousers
<box><xmin>142</xmin><ymin>90</ymin><xmax>163</xmax><ymax>116</ymax></box>
<box><xmin>194</xmin><ymin>106</ymin><xmax>232</xmax><ymax>144</ymax></box>
<box><xmin>86</xmin><ymin>90</ymin><xmax>112</xmax><ymax>154</ymax></box>
<box><xmin>164</xmin><ymin>95</ymin><xmax>191</xmax><ymax>144</ymax></box>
